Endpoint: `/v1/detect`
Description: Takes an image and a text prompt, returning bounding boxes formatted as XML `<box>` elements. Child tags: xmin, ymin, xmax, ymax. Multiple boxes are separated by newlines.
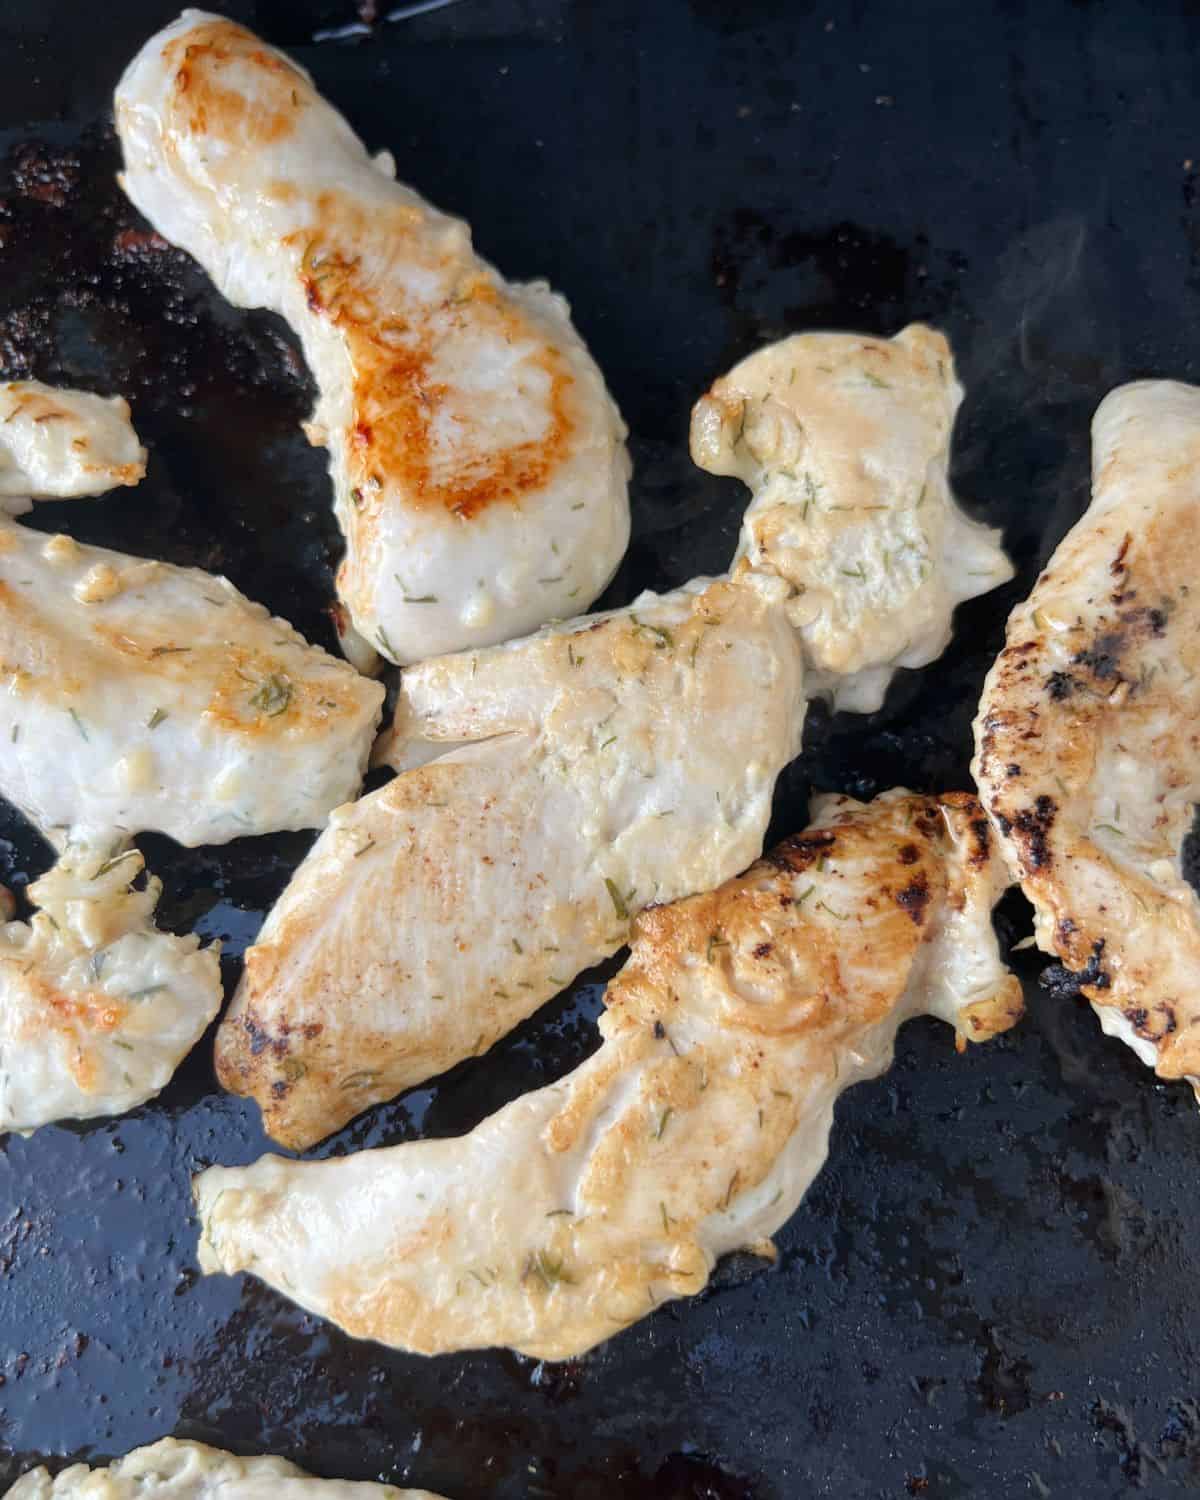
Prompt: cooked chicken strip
<box><xmin>0</xmin><ymin>381</ymin><xmax>146</xmax><ymax>509</ymax></box>
<box><xmin>114</xmin><ymin>12</ymin><xmax>630</xmax><ymax>667</ymax></box>
<box><xmin>973</xmin><ymin>380</ymin><xmax>1200</xmax><ymax>1086</ymax></box>
<box><xmin>7</xmin><ymin>1438</ymin><xmax>445</xmax><ymax>1500</ymax></box>
<box><xmin>0</xmin><ymin>838</ymin><xmax>221</xmax><ymax>1133</ymax></box>
<box><xmin>690</xmin><ymin>324</ymin><xmax>1013</xmax><ymax>711</ymax></box>
<box><xmin>215</xmin><ymin>572</ymin><xmax>805</xmax><ymax>1148</ymax></box>
<box><xmin>196</xmin><ymin>791</ymin><xmax>1021</xmax><ymax>1360</ymax></box>
<box><xmin>0</xmin><ymin>520</ymin><xmax>383</xmax><ymax>846</ymax></box>
<box><xmin>215</xmin><ymin>324</ymin><xmax>1016</xmax><ymax>1148</ymax></box>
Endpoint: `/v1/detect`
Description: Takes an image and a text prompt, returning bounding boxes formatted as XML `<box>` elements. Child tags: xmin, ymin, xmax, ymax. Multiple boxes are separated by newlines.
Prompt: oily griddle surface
<box><xmin>2</xmin><ymin>1</ymin><xmax>1200</xmax><ymax>1496</ymax></box>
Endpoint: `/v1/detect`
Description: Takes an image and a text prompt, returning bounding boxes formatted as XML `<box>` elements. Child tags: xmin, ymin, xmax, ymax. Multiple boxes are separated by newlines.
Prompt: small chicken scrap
<box><xmin>196</xmin><ymin>791</ymin><xmax>1021</xmax><ymax>1360</ymax></box>
<box><xmin>691</xmin><ymin>324</ymin><xmax>1013</xmax><ymax>711</ymax></box>
<box><xmin>214</xmin><ymin>324</ymin><xmax>1013</xmax><ymax>1149</ymax></box>
<box><xmin>0</xmin><ymin>839</ymin><xmax>221</xmax><ymax>1133</ymax></box>
<box><xmin>0</xmin><ymin>386</ymin><xmax>382</xmax><ymax>1132</ymax></box>
<box><xmin>974</xmin><ymin>380</ymin><xmax>1200</xmax><ymax>1088</ymax></box>
<box><xmin>0</xmin><ymin>381</ymin><xmax>146</xmax><ymax>507</ymax></box>
<box><xmin>115</xmin><ymin>11</ymin><xmax>630</xmax><ymax>668</ymax></box>
<box><xmin>8</xmin><ymin>1438</ymin><xmax>446</xmax><ymax>1500</ymax></box>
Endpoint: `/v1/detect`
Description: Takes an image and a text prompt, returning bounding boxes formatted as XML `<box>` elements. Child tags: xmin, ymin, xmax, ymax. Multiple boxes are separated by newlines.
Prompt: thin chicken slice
<box><xmin>0</xmin><ymin>381</ymin><xmax>146</xmax><ymax>509</ymax></box>
<box><xmin>974</xmin><ymin>380</ymin><xmax>1200</xmax><ymax>1085</ymax></box>
<box><xmin>115</xmin><ymin>11</ymin><xmax>630</xmax><ymax>667</ymax></box>
<box><xmin>690</xmin><ymin>324</ymin><xmax>1013</xmax><ymax>711</ymax></box>
<box><xmin>214</xmin><ymin>572</ymin><xmax>805</xmax><ymax>1148</ymax></box>
<box><xmin>7</xmin><ymin>1438</ymin><xmax>445</xmax><ymax>1500</ymax></box>
<box><xmin>0</xmin><ymin>838</ymin><xmax>222</xmax><ymax>1133</ymax></box>
<box><xmin>0</xmin><ymin>519</ymin><xmax>383</xmax><ymax>846</ymax></box>
<box><xmin>196</xmin><ymin>790</ymin><xmax>1021</xmax><ymax>1360</ymax></box>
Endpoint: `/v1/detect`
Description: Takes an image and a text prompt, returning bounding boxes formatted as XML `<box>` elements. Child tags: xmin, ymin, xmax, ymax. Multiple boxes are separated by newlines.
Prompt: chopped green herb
<box><xmin>249</xmin><ymin>673</ymin><xmax>293</xmax><ymax>717</ymax></box>
<box><xmin>839</xmin><ymin>563</ymin><xmax>867</xmax><ymax>582</ymax></box>
<box><xmin>512</xmin><ymin>938</ymin><xmax>523</xmax><ymax>954</ymax></box>
<box><xmin>147</xmin><ymin>707</ymin><xmax>167</xmax><ymax>730</ymax></box>
<box><xmin>545</xmin><ymin>1208</ymin><xmax>574</xmax><ymax>1218</ymax></box>
<box><xmin>660</xmin><ymin>1201</ymin><xmax>671</xmax><ymax>1233</ymax></box>
<box><xmin>816</xmin><ymin>899</ymin><xmax>847</xmax><ymax>920</ymax></box>
<box><xmin>150</xmin><ymin>645</ymin><xmax>191</xmax><ymax>657</ymax></box>
<box><xmin>706</xmin><ymin>931</ymin><xmax>730</xmax><ymax>963</ymax></box>
<box><xmin>67</xmin><ymin>707</ymin><xmax>89</xmax><ymax>742</ymax></box>
<box><xmin>654</xmin><ymin>1106</ymin><xmax>673</xmax><ymax>1140</ymax></box>
<box><xmin>95</xmin><ymin>848</ymin><xmax>139</xmax><ymax>879</ymax></box>
<box><xmin>127</xmin><ymin>984</ymin><xmax>167</xmax><ymax>1000</ymax></box>
<box><xmin>530</xmin><ymin>1250</ymin><xmax>575</xmax><ymax>1289</ymax></box>
<box><xmin>604</xmin><ymin>877</ymin><xmax>630</xmax><ymax>921</ymax></box>
<box><xmin>354</xmin><ymin>838</ymin><xmax>376</xmax><ymax>858</ymax></box>
<box><xmin>862</xmin><ymin>371</ymin><xmax>890</xmax><ymax>388</ymax></box>
<box><xmin>599</xmin><ymin>735</ymin><xmax>617</xmax><ymax>751</ymax></box>
<box><xmin>796</xmin><ymin>883</ymin><xmax>816</xmax><ymax>906</ymax></box>
<box><xmin>112</xmin><ymin>1039</ymin><xmax>134</xmax><ymax>1052</ymax></box>
<box><xmin>339</xmin><ymin>1070</ymin><xmax>379</xmax><ymax>1091</ymax></box>
<box><xmin>722</xmin><ymin>1170</ymin><xmax>741</xmax><ymax>1210</ymax></box>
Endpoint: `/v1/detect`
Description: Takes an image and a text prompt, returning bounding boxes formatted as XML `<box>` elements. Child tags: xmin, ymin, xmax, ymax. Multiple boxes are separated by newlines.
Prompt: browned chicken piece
<box><xmin>974</xmin><ymin>380</ymin><xmax>1200</xmax><ymax>1086</ymax></box>
<box><xmin>195</xmin><ymin>790</ymin><xmax>1020</xmax><ymax>1362</ymax></box>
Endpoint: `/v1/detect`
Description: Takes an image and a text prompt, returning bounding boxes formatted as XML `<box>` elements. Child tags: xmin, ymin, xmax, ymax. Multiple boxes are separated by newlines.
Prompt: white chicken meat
<box><xmin>6</xmin><ymin>1439</ymin><xmax>445</xmax><ymax>1500</ymax></box>
<box><xmin>691</xmin><ymin>324</ymin><xmax>1013</xmax><ymax>711</ymax></box>
<box><xmin>974</xmin><ymin>380</ymin><xmax>1200</xmax><ymax>1088</ymax></box>
<box><xmin>0</xmin><ymin>519</ymin><xmax>383</xmax><ymax>847</ymax></box>
<box><xmin>215</xmin><ymin>571</ymin><xmax>806</xmax><ymax>1149</ymax></box>
<box><xmin>196</xmin><ymin>791</ymin><xmax>1021</xmax><ymax>1360</ymax></box>
<box><xmin>115</xmin><ymin>11</ymin><xmax>630</xmax><ymax>667</ymax></box>
<box><xmin>0</xmin><ymin>837</ymin><xmax>222</xmax><ymax>1133</ymax></box>
<box><xmin>0</xmin><ymin>381</ymin><xmax>146</xmax><ymax>509</ymax></box>
<box><xmin>214</xmin><ymin>322</ymin><xmax>1015</xmax><ymax>1149</ymax></box>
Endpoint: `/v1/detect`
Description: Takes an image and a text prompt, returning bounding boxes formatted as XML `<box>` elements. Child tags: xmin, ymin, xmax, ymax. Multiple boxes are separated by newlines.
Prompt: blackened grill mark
<box><xmin>1111</xmin><ymin>533</ymin><xmax>1132</xmax><ymax>574</ymax></box>
<box><xmin>1047</xmin><ymin>671</ymin><xmax>1076</xmax><ymax>701</ymax></box>
<box><xmin>1072</xmin><ymin>633</ymin><xmax>1124</xmax><ymax>681</ymax></box>
<box><xmin>653</xmin><ymin>1019</ymin><xmax>666</xmax><ymax>1040</ymax></box>
<box><xmin>897</xmin><ymin>843</ymin><xmax>919</xmax><ymax>865</ymax></box>
<box><xmin>968</xmin><ymin>817</ymin><xmax>991</xmax><ymax>867</ymax></box>
<box><xmin>1013</xmin><ymin>794</ymin><xmax>1056</xmax><ymax>871</ymax></box>
<box><xmin>1006</xmin><ymin>763</ymin><xmax>1021</xmax><ymax>777</ymax></box>
<box><xmin>768</xmin><ymin>831</ymin><xmax>837</xmax><ymax>872</ymax></box>
<box><xmin>753</xmin><ymin>942</ymin><xmax>772</xmax><ymax>960</ymax></box>
<box><xmin>896</xmin><ymin>872</ymin><xmax>930</xmax><ymax>925</ymax></box>
<box><xmin>1040</xmin><ymin>938</ymin><xmax>1111</xmax><ymax>999</ymax></box>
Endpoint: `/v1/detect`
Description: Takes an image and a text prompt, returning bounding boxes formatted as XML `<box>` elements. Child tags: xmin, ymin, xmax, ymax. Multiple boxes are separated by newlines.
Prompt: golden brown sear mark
<box><xmin>164</xmin><ymin>20</ymin><xmax>304</xmax><ymax>147</ymax></box>
<box><xmin>297</xmin><ymin>207</ymin><xmax>577</xmax><ymax>522</ymax></box>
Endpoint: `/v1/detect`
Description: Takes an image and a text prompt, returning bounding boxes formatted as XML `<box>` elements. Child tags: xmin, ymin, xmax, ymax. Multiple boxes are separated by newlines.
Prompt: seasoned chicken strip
<box><xmin>0</xmin><ymin>838</ymin><xmax>221</xmax><ymax>1133</ymax></box>
<box><xmin>215</xmin><ymin>572</ymin><xmax>805</xmax><ymax>1148</ymax></box>
<box><xmin>7</xmin><ymin>1438</ymin><xmax>445</xmax><ymax>1500</ymax></box>
<box><xmin>691</xmin><ymin>325</ymin><xmax>1013</xmax><ymax>711</ymax></box>
<box><xmin>0</xmin><ymin>520</ymin><xmax>383</xmax><ymax>846</ymax></box>
<box><xmin>196</xmin><ymin>791</ymin><xmax>1021</xmax><ymax>1360</ymax></box>
<box><xmin>214</xmin><ymin>324</ymin><xmax>1016</xmax><ymax>1148</ymax></box>
<box><xmin>973</xmin><ymin>381</ymin><xmax>1200</xmax><ymax>1086</ymax></box>
<box><xmin>0</xmin><ymin>381</ymin><xmax>146</xmax><ymax>508</ymax></box>
<box><xmin>115</xmin><ymin>11</ymin><xmax>630</xmax><ymax>667</ymax></box>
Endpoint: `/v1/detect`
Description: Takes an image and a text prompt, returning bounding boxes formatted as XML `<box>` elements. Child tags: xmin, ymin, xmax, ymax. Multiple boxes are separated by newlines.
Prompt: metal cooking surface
<box><xmin>1</xmin><ymin>1</ymin><xmax>1200</xmax><ymax>1495</ymax></box>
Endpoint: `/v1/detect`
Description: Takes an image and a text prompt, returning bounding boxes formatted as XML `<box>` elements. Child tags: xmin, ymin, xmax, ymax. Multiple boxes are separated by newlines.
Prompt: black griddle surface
<box><xmin>2</xmin><ymin>2</ymin><xmax>1200</xmax><ymax>1496</ymax></box>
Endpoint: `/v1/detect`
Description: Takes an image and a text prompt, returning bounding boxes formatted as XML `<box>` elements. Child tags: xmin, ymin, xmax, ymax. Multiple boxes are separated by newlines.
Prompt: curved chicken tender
<box><xmin>7</xmin><ymin>1438</ymin><xmax>445</xmax><ymax>1500</ymax></box>
<box><xmin>0</xmin><ymin>839</ymin><xmax>221</xmax><ymax>1134</ymax></box>
<box><xmin>196</xmin><ymin>791</ymin><xmax>1020</xmax><ymax>1360</ymax></box>
<box><xmin>115</xmin><ymin>12</ymin><xmax>630</xmax><ymax>666</ymax></box>
<box><xmin>214</xmin><ymin>572</ymin><xmax>805</xmax><ymax>1149</ymax></box>
<box><xmin>0</xmin><ymin>519</ymin><xmax>383</xmax><ymax>846</ymax></box>
<box><xmin>690</xmin><ymin>324</ymin><xmax>1013</xmax><ymax>711</ymax></box>
<box><xmin>974</xmin><ymin>380</ymin><xmax>1200</xmax><ymax>1086</ymax></box>
<box><xmin>0</xmin><ymin>381</ymin><xmax>146</xmax><ymax>508</ymax></box>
